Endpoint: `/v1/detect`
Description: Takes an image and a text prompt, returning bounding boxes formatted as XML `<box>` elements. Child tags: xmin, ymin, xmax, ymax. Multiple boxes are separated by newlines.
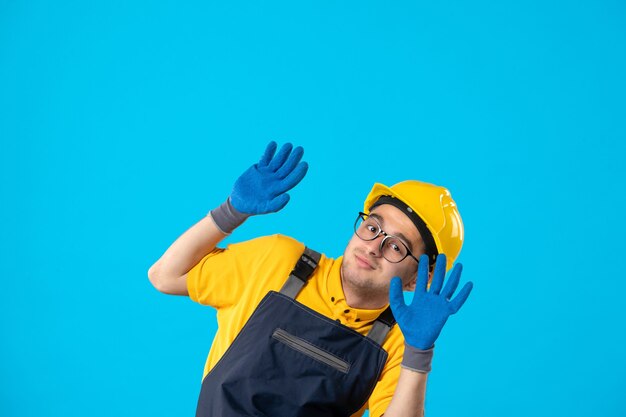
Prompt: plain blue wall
<box><xmin>1</xmin><ymin>1</ymin><xmax>625</xmax><ymax>416</ymax></box>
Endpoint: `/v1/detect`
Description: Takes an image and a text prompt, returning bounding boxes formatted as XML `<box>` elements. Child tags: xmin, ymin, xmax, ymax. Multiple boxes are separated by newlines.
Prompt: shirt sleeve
<box><xmin>366</xmin><ymin>329</ymin><xmax>406</xmax><ymax>417</ymax></box>
<box><xmin>186</xmin><ymin>234</ymin><xmax>304</xmax><ymax>309</ymax></box>
<box><xmin>186</xmin><ymin>235</ymin><xmax>273</xmax><ymax>308</ymax></box>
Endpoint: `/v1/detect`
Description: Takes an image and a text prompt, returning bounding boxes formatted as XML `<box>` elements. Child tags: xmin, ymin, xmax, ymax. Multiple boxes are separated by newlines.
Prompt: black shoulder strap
<box><xmin>366</xmin><ymin>306</ymin><xmax>396</xmax><ymax>346</ymax></box>
<box><xmin>280</xmin><ymin>247</ymin><xmax>395</xmax><ymax>345</ymax></box>
<box><xmin>279</xmin><ymin>247</ymin><xmax>322</xmax><ymax>299</ymax></box>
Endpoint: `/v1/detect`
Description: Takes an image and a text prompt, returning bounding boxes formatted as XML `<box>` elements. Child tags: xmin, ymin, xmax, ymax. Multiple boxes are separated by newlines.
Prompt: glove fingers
<box><xmin>429</xmin><ymin>254</ymin><xmax>447</xmax><ymax>295</ymax></box>
<box><xmin>276</xmin><ymin>146</ymin><xmax>304</xmax><ymax>179</ymax></box>
<box><xmin>276</xmin><ymin>162</ymin><xmax>308</xmax><ymax>194</ymax></box>
<box><xmin>441</xmin><ymin>263</ymin><xmax>463</xmax><ymax>300</ymax></box>
<box><xmin>259</xmin><ymin>141</ymin><xmax>277</xmax><ymax>167</ymax></box>
<box><xmin>414</xmin><ymin>254</ymin><xmax>430</xmax><ymax>295</ymax></box>
<box><xmin>267</xmin><ymin>143</ymin><xmax>293</xmax><ymax>172</ymax></box>
<box><xmin>388</xmin><ymin>277</ymin><xmax>407</xmax><ymax>313</ymax></box>
<box><xmin>449</xmin><ymin>281</ymin><xmax>473</xmax><ymax>314</ymax></box>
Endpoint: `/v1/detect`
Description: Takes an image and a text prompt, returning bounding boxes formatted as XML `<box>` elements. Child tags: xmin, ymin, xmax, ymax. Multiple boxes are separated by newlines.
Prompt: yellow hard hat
<box><xmin>363</xmin><ymin>181</ymin><xmax>464</xmax><ymax>271</ymax></box>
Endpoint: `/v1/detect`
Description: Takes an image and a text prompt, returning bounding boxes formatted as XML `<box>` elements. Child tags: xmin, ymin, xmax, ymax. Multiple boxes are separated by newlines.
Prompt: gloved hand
<box><xmin>389</xmin><ymin>253</ymin><xmax>473</xmax><ymax>351</ymax></box>
<box><xmin>209</xmin><ymin>141</ymin><xmax>308</xmax><ymax>235</ymax></box>
<box><xmin>230</xmin><ymin>141</ymin><xmax>308</xmax><ymax>214</ymax></box>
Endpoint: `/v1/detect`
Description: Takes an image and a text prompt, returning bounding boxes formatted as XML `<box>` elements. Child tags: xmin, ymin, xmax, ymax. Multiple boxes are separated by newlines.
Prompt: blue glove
<box><xmin>389</xmin><ymin>254</ymin><xmax>473</xmax><ymax>350</ymax></box>
<box><xmin>230</xmin><ymin>141</ymin><xmax>308</xmax><ymax>214</ymax></box>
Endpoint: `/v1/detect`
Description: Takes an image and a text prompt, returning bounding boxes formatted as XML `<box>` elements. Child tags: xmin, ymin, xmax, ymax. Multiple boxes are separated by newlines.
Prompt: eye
<box><xmin>386</xmin><ymin>238</ymin><xmax>408</xmax><ymax>256</ymax></box>
<box><xmin>362</xmin><ymin>219</ymin><xmax>379</xmax><ymax>233</ymax></box>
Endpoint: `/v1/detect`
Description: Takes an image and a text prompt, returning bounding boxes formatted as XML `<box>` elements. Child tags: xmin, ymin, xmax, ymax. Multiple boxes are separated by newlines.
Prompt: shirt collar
<box><xmin>326</xmin><ymin>256</ymin><xmax>390</xmax><ymax>323</ymax></box>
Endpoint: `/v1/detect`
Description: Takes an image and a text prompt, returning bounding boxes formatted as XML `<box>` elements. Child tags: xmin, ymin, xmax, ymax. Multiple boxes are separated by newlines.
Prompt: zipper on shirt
<box><xmin>272</xmin><ymin>328</ymin><xmax>350</xmax><ymax>374</ymax></box>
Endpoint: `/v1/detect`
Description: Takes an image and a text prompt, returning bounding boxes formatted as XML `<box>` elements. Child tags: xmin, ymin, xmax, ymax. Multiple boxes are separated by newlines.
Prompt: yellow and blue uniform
<box><xmin>187</xmin><ymin>234</ymin><xmax>406</xmax><ymax>417</ymax></box>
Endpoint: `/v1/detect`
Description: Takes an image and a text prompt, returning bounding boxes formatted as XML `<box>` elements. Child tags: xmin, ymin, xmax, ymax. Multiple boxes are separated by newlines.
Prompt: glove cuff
<box><xmin>401</xmin><ymin>343</ymin><xmax>434</xmax><ymax>374</ymax></box>
<box><xmin>208</xmin><ymin>197</ymin><xmax>250</xmax><ymax>235</ymax></box>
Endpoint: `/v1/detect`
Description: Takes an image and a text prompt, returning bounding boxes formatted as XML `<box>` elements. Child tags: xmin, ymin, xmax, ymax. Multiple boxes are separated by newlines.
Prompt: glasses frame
<box><xmin>353</xmin><ymin>212</ymin><xmax>420</xmax><ymax>264</ymax></box>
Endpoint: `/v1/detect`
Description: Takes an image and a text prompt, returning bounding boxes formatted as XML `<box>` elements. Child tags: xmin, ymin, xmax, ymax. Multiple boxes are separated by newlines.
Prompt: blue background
<box><xmin>1</xmin><ymin>1</ymin><xmax>625</xmax><ymax>416</ymax></box>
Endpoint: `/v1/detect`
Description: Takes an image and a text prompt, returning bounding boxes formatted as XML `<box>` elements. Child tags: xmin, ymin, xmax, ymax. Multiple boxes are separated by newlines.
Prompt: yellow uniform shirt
<box><xmin>187</xmin><ymin>234</ymin><xmax>406</xmax><ymax>417</ymax></box>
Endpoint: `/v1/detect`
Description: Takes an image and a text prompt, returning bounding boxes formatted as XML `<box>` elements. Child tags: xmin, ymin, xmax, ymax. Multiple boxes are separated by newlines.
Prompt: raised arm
<box><xmin>383</xmin><ymin>253</ymin><xmax>473</xmax><ymax>416</ymax></box>
<box><xmin>147</xmin><ymin>141</ymin><xmax>308</xmax><ymax>295</ymax></box>
<box><xmin>148</xmin><ymin>216</ymin><xmax>227</xmax><ymax>295</ymax></box>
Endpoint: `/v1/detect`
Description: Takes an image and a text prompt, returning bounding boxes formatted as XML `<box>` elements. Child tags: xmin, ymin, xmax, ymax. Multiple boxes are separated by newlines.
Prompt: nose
<box><xmin>365</xmin><ymin>235</ymin><xmax>383</xmax><ymax>257</ymax></box>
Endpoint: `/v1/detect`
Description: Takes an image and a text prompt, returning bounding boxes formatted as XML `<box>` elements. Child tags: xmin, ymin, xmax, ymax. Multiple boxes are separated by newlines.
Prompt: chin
<box><xmin>341</xmin><ymin>262</ymin><xmax>389</xmax><ymax>294</ymax></box>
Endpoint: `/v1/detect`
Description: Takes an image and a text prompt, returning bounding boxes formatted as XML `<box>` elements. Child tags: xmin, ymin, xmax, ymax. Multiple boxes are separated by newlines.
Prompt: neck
<box><xmin>340</xmin><ymin>270</ymin><xmax>389</xmax><ymax>310</ymax></box>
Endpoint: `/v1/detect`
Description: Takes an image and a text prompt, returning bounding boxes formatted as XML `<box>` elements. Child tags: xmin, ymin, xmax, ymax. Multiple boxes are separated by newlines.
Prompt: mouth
<box><xmin>354</xmin><ymin>253</ymin><xmax>375</xmax><ymax>270</ymax></box>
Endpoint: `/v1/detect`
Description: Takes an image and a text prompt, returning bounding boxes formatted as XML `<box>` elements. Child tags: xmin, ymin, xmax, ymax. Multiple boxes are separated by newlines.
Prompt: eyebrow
<box><xmin>369</xmin><ymin>213</ymin><xmax>415</xmax><ymax>252</ymax></box>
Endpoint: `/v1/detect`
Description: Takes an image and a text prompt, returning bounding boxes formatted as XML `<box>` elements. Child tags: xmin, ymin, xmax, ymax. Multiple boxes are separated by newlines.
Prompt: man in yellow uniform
<box><xmin>148</xmin><ymin>142</ymin><xmax>473</xmax><ymax>417</ymax></box>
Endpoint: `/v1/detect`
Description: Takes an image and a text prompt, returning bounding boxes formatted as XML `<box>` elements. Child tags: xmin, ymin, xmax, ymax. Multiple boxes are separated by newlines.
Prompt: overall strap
<box><xmin>280</xmin><ymin>247</ymin><xmax>322</xmax><ymax>299</ymax></box>
<box><xmin>366</xmin><ymin>306</ymin><xmax>396</xmax><ymax>346</ymax></box>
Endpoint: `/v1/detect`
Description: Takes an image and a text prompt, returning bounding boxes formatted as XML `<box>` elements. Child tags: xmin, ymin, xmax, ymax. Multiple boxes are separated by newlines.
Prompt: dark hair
<box><xmin>370</xmin><ymin>195</ymin><xmax>438</xmax><ymax>266</ymax></box>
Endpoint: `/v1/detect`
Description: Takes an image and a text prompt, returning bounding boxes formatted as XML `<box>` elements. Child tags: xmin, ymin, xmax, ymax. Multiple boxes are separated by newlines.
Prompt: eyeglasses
<box><xmin>353</xmin><ymin>212</ymin><xmax>420</xmax><ymax>264</ymax></box>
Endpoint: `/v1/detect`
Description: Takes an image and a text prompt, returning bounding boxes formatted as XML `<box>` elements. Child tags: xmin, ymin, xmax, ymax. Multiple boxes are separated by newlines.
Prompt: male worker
<box><xmin>148</xmin><ymin>142</ymin><xmax>473</xmax><ymax>417</ymax></box>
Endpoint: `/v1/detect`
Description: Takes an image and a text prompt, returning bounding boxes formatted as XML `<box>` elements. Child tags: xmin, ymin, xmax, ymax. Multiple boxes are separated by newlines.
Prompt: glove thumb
<box><xmin>265</xmin><ymin>193</ymin><xmax>290</xmax><ymax>213</ymax></box>
<box><xmin>389</xmin><ymin>277</ymin><xmax>406</xmax><ymax>315</ymax></box>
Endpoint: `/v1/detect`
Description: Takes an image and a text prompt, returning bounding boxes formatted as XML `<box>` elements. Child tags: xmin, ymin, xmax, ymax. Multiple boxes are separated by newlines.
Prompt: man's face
<box><xmin>341</xmin><ymin>203</ymin><xmax>426</xmax><ymax>298</ymax></box>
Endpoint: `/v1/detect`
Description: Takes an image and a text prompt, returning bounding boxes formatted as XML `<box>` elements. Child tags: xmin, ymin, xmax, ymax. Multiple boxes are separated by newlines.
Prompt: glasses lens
<box><xmin>355</xmin><ymin>214</ymin><xmax>379</xmax><ymax>241</ymax></box>
<box><xmin>381</xmin><ymin>236</ymin><xmax>408</xmax><ymax>263</ymax></box>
